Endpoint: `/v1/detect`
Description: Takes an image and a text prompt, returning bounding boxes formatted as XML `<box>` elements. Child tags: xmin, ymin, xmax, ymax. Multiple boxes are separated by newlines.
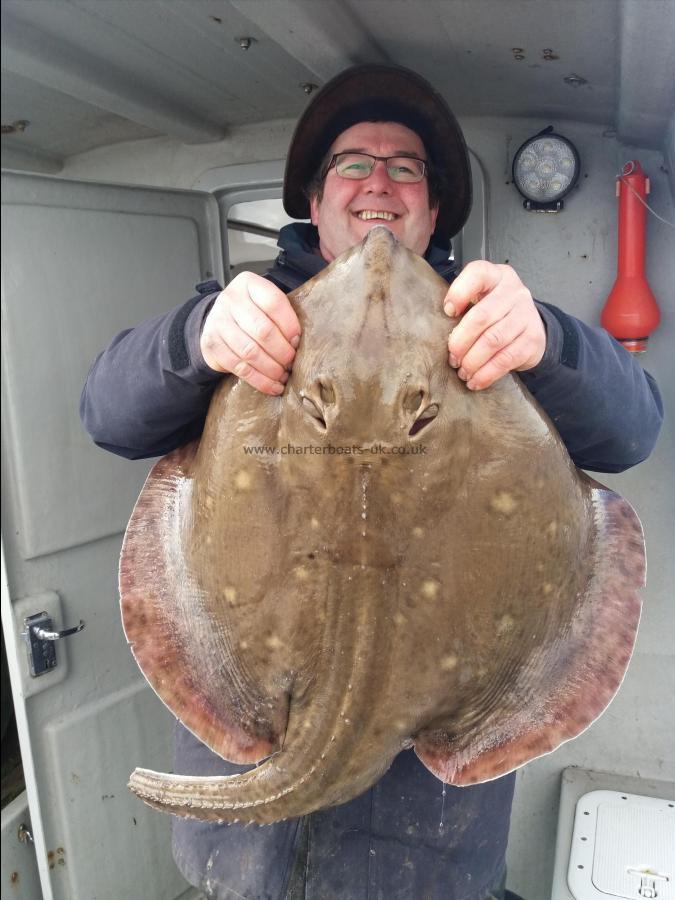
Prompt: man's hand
<box><xmin>444</xmin><ymin>261</ymin><xmax>546</xmax><ymax>390</ymax></box>
<box><xmin>201</xmin><ymin>272</ymin><xmax>301</xmax><ymax>395</ymax></box>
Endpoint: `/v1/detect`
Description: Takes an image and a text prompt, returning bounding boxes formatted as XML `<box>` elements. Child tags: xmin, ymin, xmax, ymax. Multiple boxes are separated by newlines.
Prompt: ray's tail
<box><xmin>129</xmin><ymin>568</ymin><xmax>400</xmax><ymax>824</ymax></box>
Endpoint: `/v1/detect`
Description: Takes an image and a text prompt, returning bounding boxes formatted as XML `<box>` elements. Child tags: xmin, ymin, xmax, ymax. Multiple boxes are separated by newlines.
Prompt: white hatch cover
<box><xmin>568</xmin><ymin>790</ymin><xmax>674</xmax><ymax>899</ymax></box>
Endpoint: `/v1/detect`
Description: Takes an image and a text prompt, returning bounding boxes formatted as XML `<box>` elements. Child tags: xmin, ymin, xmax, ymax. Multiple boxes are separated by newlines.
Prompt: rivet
<box><xmin>236</xmin><ymin>36</ymin><xmax>255</xmax><ymax>50</ymax></box>
<box><xmin>300</xmin><ymin>83</ymin><xmax>318</xmax><ymax>95</ymax></box>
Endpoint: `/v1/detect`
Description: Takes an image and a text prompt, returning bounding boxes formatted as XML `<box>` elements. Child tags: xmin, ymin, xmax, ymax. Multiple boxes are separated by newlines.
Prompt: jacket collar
<box><xmin>268</xmin><ymin>223</ymin><xmax>457</xmax><ymax>291</ymax></box>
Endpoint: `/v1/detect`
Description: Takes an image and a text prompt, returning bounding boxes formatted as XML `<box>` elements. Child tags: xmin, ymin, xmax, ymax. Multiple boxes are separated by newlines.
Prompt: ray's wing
<box><xmin>120</xmin><ymin>381</ymin><xmax>305</xmax><ymax>764</ymax></box>
<box><xmin>409</xmin><ymin>375</ymin><xmax>645</xmax><ymax>784</ymax></box>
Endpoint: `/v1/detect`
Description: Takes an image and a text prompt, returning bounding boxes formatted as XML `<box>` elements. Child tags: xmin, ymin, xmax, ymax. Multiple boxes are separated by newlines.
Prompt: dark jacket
<box><xmin>80</xmin><ymin>223</ymin><xmax>662</xmax><ymax>900</ymax></box>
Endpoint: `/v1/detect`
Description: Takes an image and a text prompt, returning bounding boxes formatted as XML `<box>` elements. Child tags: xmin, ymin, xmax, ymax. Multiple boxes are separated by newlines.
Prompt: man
<box><xmin>81</xmin><ymin>65</ymin><xmax>662</xmax><ymax>899</ymax></box>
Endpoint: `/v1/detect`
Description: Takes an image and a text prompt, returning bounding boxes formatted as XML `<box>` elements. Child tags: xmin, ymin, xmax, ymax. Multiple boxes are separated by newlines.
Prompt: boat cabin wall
<box><xmin>53</xmin><ymin>114</ymin><xmax>675</xmax><ymax>896</ymax></box>
<box><xmin>58</xmin><ymin>112</ymin><xmax>675</xmax><ymax>315</ymax></box>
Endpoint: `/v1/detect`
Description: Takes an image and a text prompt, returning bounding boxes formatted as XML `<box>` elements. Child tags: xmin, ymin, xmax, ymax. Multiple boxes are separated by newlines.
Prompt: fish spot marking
<box><xmin>234</xmin><ymin>470</ymin><xmax>252</xmax><ymax>490</ymax></box>
<box><xmin>490</xmin><ymin>491</ymin><xmax>518</xmax><ymax>515</ymax></box>
<box><xmin>224</xmin><ymin>587</ymin><xmax>237</xmax><ymax>604</ymax></box>
<box><xmin>413</xmin><ymin>527</ymin><xmax>424</xmax><ymax>538</ymax></box>
<box><xmin>441</xmin><ymin>654</ymin><xmax>458</xmax><ymax>671</ymax></box>
<box><xmin>265</xmin><ymin>634</ymin><xmax>283</xmax><ymax>650</ymax></box>
<box><xmin>497</xmin><ymin>614</ymin><xmax>515</xmax><ymax>635</ymax></box>
<box><xmin>421</xmin><ymin>580</ymin><xmax>440</xmax><ymax>599</ymax></box>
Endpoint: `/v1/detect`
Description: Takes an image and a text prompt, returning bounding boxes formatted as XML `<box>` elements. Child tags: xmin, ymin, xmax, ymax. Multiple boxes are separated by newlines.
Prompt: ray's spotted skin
<box><xmin>120</xmin><ymin>227</ymin><xmax>644</xmax><ymax>825</ymax></box>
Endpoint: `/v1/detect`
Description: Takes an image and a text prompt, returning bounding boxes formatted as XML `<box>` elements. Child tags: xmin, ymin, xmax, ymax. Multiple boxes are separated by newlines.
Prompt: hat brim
<box><xmin>283</xmin><ymin>64</ymin><xmax>472</xmax><ymax>244</ymax></box>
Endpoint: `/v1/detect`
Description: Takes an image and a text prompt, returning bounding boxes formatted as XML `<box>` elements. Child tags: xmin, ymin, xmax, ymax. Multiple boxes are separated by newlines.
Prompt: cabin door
<box><xmin>1</xmin><ymin>171</ymin><xmax>223</xmax><ymax>900</ymax></box>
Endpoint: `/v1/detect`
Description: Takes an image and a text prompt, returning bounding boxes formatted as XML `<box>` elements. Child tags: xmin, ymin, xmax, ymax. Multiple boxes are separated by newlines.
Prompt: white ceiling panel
<box><xmin>1</xmin><ymin>69</ymin><xmax>158</xmax><ymax>164</ymax></box>
<box><xmin>1</xmin><ymin>0</ymin><xmax>673</xmax><ymax>168</ymax></box>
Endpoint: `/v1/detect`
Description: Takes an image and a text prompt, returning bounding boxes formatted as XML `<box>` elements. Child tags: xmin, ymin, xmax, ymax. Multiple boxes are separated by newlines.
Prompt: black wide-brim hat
<box><xmin>283</xmin><ymin>64</ymin><xmax>472</xmax><ymax>244</ymax></box>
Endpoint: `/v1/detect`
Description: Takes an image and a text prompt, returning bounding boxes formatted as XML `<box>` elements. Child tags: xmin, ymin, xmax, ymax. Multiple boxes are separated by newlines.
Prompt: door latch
<box><xmin>627</xmin><ymin>868</ymin><xmax>670</xmax><ymax>899</ymax></box>
<box><xmin>22</xmin><ymin>611</ymin><xmax>85</xmax><ymax>677</ymax></box>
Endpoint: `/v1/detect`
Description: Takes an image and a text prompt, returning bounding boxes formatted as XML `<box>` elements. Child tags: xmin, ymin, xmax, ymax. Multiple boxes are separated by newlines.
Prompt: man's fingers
<box><xmin>228</xmin><ymin>298</ymin><xmax>296</xmax><ymax>370</ymax></box>
<box><xmin>247</xmin><ymin>276</ymin><xmax>301</xmax><ymax>346</ymax></box>
<box><xmin>217</xmin><ymin>310</ymin><xmax>289</xmax><ymax>383</ymax></box>
<box><xmin>204</xmin><ymin>333</ymin><xmax>287</xmax><ymax>395</ymax></box>
<box><xmin>443</xmin><ymin>260</ymin><xmax>503</xmax><ymax>318</ymax></box>
<box><xmin>232</xmin><ymin>362</ymin><xmax>287</xmax><ymax>396</ymax></box>
<box><xmin>462</xmin><ymin>332</ymin><xmax>534</xmax><ymax>391</ymax></box>
<box><xmin>200</xmin><ymin>273</ymin><xmax>302</xmax><ymax>394</ymax></box>
<box><xmin>447</xmin><ymin>290</ymin><xmax>514</xmax><ymax>363</ymax></box>
<box><xmin>444</xmin><ymin>261</ymin><xmax>546</xmax><ymax>389</ymax></box>
<box><xmin>453</xmin><ymin>310</ymin><xmax>526</xmax><ymax>381</ymax></box>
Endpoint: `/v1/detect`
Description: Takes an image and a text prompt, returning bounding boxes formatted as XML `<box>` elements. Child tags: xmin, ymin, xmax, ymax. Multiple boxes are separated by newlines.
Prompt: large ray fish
<box><xmin>120</xmin><ymin>226</ymin><xmax>644</xmax><ymax>824</ymax></box>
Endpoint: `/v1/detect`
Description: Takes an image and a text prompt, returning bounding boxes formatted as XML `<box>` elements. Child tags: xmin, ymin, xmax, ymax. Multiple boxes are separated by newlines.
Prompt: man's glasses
<box><xmin>323</xmin><ymin>152</ymin><xmax>428</xmax><ymax>183</ymax></box>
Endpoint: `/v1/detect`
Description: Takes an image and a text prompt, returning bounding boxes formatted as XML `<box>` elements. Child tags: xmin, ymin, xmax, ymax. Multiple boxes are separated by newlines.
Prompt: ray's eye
<box><xmin>302</xmin><ymin>396</ymin><xmax>327</xmax><ymax>430</ymax></box>
<box><xmin>319</xmin><ymin>381</ymin><xmax>335</xmax><ymax>405</ymax></box>
<box><xmin>409</xmin><ymin>403</ymin><xmax>439</xmax><ymax>437</ymax></box>
<box><xmin>404</xmin><ymin>390</ymin><xmax>425</xmax><ymax>414</ymax></box>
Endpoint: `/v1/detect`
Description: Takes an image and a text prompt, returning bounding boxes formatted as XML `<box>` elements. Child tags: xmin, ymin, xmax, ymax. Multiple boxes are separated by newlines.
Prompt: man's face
<box><xmin>309</xmin><ymin>121</ymin><xmax>439</xmax><ymax>261</ymax></box>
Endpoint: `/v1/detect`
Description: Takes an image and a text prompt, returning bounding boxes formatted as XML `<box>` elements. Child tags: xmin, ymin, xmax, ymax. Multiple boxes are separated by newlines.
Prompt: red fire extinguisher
<box><xmin>601</xmin><ymin>160</ymin><xmax>661</xmax><ymax>352</ymax></box>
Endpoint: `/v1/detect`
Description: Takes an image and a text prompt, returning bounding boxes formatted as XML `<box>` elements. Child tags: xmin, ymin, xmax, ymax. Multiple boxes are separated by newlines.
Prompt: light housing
<box><xmin>512</xmin><ymin>127</ymin><xmax>580</xmax><ymax>211</ymax></box>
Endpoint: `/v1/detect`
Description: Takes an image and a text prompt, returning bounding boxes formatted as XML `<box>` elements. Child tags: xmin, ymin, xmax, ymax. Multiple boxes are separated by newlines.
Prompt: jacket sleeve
<box><xmin>519</xmin><ymin>303</ymin><xmax>663</xmax><ymax>473</ymax></box>
<box><xmin>79</xmin><ymin>289</ymin><xmax>224</xmax><ymax>459</ymax></box>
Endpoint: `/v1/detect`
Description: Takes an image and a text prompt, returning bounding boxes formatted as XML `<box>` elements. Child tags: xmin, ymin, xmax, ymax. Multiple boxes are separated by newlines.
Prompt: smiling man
<box><xmin>199</xmin><ymin>66</ymin><xmax>548</xmax><ymax>402</ymax></box>
<box><xmin>309</xmin><ymin>121</ymin><xmax>439</xmax><ymax>258</ymax></box>
<box><xmin>81</xmin><ymin>64</ymin><xmax>662</xmax><ymax>900</ymax></box>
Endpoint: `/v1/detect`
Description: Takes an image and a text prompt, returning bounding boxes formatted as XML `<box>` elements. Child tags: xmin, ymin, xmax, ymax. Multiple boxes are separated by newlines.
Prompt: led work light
<box><xmin>512</xmin><ymin>126</ymin><xmax>580</xmax><ymax>211</ymax></box>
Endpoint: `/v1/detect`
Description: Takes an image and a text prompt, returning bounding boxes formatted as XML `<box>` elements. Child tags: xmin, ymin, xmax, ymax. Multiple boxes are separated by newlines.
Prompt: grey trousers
<box><xmin>172</xmin><ymin>723</ymin><xmax>515</xmax><ymax>900</ymax></box>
